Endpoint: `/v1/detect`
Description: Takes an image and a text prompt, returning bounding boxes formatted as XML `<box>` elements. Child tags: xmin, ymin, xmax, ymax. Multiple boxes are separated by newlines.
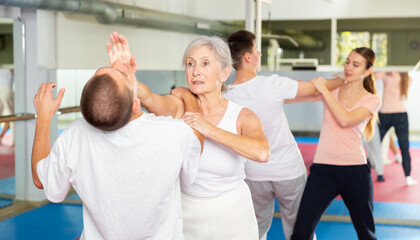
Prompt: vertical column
<box><xmin>13</xmin><ymin>16</ymin><xmax>26</xmax><ymax>200</ymax></box>
<box><xmin>245</xmin><ymin>0</ymin><xmax>254</xmax><ymax>33</ymax></box>
<box><xmin>331</xmin><ymin>18</ymin><xmax>337</xmax><ymax>68</ymax></box>
<box><xmin>14</xmin><ymin>8</ymin><xmax>51</xmax><ymax>202</ymax></box>
<box><xmin>255</xmin><ymin>0</ymin><xmax>262</xmax><ymax>53</ymax></box>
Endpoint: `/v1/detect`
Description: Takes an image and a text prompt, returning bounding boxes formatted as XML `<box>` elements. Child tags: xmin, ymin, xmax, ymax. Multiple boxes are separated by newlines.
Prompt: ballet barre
<box><xmin>0</xmin><ymin>106</ymin><xmax>80</xmax><ymax>123</ymax></box>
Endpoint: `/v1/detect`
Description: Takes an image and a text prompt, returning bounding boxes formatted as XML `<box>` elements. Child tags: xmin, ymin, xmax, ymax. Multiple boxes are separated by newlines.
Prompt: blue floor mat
<box><xmin>267</xmin><ymin>218</ymin><xmax>420</xmax><ymax>240</ymax></box>
<box><xmin>1</xmin><ymin>200</ymin><xmax>419</xmax><ymax>240</ymax></box>
<box><xmin>275</xmin><ymin>199</ymin><xmax>420</xmax><ymax>221</ymax></box>
<box><xmin>0</xmin><ymin>203</ymin><xmax>83</xmax><ymax>240</ymax></box>
<box><xmin>0</xmin><ymin>198</ymin><xmax>13</xmax><ymax>208</ymax></box>
<box><xmin>0</xmin><ymin>177</ymin><xmax>15</xmax><ymax>195</ymax></box>
<box><xmin>294</xmin><ymin>136</ymin><xmax>319</xmax><ymax>144</ymax></box>
<box><xmin>66</xmin><ymin>193</ymin><xmax>81</xmax><ymax>200</ymax></box>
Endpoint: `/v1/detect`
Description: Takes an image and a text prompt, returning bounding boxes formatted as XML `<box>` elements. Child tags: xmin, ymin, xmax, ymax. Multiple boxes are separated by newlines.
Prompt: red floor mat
<box><xmin>0</xmin><ymin>145</ymin><xmax>14</xmax><ymax>179</ymax></box>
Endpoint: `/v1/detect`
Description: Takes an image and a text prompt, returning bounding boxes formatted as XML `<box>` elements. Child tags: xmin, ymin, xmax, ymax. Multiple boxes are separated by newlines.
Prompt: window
<box><xmin>371</xmin><ymin>33</ymin><xmax>388</xmax><ymax>67</ymax></box>
<box><xmin>336</xmin><ymin>31</ymin><xmax>387</xmax><ymax>67</ymax></box>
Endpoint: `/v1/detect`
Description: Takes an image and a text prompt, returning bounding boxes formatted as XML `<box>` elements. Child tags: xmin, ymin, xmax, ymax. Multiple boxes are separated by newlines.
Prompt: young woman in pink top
<box><xmin>377</xmin><ymin>72</ymin><xmax>417</xmax><ymax>186</ymax></box>
<box><xmin>291</xmin><ymin>47</ymin><xmax>380</xmax><ymax>240</ymax></box>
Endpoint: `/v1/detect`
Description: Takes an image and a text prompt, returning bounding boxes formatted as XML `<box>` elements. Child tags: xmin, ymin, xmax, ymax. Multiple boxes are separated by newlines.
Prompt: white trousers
<box><xmin>182</xmin><ymin>181</ymin><xmax>259</xmax><ymax>240</ymax></box>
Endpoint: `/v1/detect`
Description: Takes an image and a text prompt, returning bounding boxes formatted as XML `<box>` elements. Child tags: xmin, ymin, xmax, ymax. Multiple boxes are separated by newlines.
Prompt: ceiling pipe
<box><xmin>110</xmin><ymin>2</ymin><xmax>240</xmax><ymax>36</ymax></box>
<box><xmin>0</xmin><ymin>0</ymin><xmax>325</xmax><ymax>49</ymax></box>
<box><xmin>0</xmin><ymin>0</ymin><xmax>241</xmax><ymax>36</ymax></box>
<box><xmin>0</xmin><ymin>0</ymin><xmax>113</xmax><ymax>20</ymax></box>
<box><xmin>277</xmin><ymin>30</ymin><xmax>325</xmax><ymax>50</ymax></box>
<box><xmin>261</xmin><ymin>33</ymin><xmax>299</xmax><ymax>48</ymax></box>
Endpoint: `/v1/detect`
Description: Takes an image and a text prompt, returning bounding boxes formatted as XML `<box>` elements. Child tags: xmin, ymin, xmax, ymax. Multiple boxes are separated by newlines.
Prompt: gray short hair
<box><xmin>182</xmin><ymin>36</ymin><xmax>232</xmax><ymax>70</ymax></box>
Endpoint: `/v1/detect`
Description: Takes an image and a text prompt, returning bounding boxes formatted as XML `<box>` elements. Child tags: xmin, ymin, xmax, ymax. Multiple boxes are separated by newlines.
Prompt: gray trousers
<box><xmin>365</xmin><ymin>123</ymin><xmax>384</xmax><ymax>175</ymax></box>
<box><xmin>246</xmin><ymin>173</ymin><xmax>307</xmax><ymax>240</ymax></box>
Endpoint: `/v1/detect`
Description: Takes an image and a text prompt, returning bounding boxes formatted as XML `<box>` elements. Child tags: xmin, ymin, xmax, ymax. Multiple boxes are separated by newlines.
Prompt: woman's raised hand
<box><xmin>311</xmin><ymin>77</ymin><xmax>328</xmax><ymax>94</ymax></box>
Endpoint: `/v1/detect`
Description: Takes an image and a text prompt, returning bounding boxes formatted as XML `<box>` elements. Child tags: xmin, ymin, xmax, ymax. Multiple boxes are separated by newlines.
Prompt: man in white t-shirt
<box><xmin>31</xmin><ymin>32</ymin><xmax>203</xmax><ymax>240</ymax></box>
<box><xmin>224</xmin><ymin>30</ymin><xmax>343</xmax><ymax>240</ymax></box>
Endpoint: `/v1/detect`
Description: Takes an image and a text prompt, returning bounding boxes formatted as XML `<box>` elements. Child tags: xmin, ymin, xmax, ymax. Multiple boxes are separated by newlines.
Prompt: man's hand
<box><xmin>107</xmin><ymin>32</ymin><xmax>138</xmax><ymax>75</ymax></box>
<box><xmin>31</xmin><ymin>82</ymin><xmax>64</xmax><ymax>189</ymax></box>
<box><xmin>33</xmin><ymin>82</ymin><xmax>65</xmax><ymax>120</ymax></box>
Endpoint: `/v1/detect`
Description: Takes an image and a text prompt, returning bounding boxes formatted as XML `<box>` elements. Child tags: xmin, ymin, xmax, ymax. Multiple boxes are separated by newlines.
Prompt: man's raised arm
<box><xmin>31</xmin><ymin>83</ymin><xmax>65</xmax><ymax>189</ymax></box>
<box><xmin>107</xmin><ymin>32</ymin><xmax>184</xmax><ymax>118</ymax></box>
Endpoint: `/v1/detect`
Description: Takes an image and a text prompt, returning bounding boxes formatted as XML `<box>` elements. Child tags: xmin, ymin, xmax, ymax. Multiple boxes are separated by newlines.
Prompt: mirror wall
<box><xmin>0</xmin><ymin>17</ymin><xmax>14</xmax><ymax>208</ymax></box>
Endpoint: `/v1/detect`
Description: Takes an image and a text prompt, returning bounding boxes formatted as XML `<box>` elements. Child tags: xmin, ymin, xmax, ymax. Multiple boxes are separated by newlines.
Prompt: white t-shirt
<box><xmin>224</xmin><ymin>75</ymin><xmax>307</xmax><ymax>181</ymax></box>
<box><xmin>181</xmin><ymin>101</ymin><xmax>247</xmax><ymax>198</ymax></box>
<box><xmin>37</xmin><ymin>113</ymin><xmax>201</xmax><ymax>240</ymax></box>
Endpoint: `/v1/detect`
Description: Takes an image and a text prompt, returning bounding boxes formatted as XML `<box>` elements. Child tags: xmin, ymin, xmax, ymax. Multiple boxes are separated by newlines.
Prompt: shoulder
<box><xmin>364</xmin><ymin>93</ymin><xmax>381</xmax><ymax>105</ymax></box>
<box><xmin>60</xmin><ymin>118</ymin><xmax>90</xmax><ymax>137</ymax></box>
<box><xmin>144</xmin><ymin>113</ymin><xmax>194</xmax><ymax>134</ymax></box>
<box><xmin>267</xmin><ymin>74</ymin><xmax>298</xmax><ymax>90</ymax></box>
<box><xmin>361</xmin><ymin>93</ymin><xmax>381</xmax><ymax>113</ymax></box>
<box><xmin>267</xmin><ymin>74</ymin><xmax>296</xmax><ymax>83</ymax></box>
<box><xmin>238</xmin><ymin>107</ymin><xmax>259</xmax><ymax>122</ymax></box>
<box><xmin>238</xmin><ymin>107</ymin><xmax>255</xmax><ymax>117</ymax></box>
<box><xmin>144</xmin><ymin>112</ymin><xmax>185</xmax><ymax>126</ymax></box>
<box><xmin>163</xmin><ymin>94</ymin><xmax>185</xmax><ymax>118</ymax></box>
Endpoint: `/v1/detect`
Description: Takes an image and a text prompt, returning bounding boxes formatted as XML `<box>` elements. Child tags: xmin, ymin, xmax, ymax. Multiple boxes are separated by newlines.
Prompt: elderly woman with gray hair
<box><xmin>124</xmin><ymin>34</ymin><xmax>269</xmax><ymax>239</ymax></box>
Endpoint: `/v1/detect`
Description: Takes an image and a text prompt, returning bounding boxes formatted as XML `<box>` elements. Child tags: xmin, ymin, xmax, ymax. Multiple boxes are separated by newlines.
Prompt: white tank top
<box><xmin>181</xmin><ymin>101</ymin><xmax>247</xmax><ymax>198</ymax></box>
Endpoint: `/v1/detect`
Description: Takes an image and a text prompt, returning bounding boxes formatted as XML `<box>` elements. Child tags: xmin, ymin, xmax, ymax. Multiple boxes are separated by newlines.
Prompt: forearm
<box><xmin>295</xmin><ymin>81</ymin><xmax>317</xmax><ymax>98</ymax></box>
<box><xmin>207</xmin><ymin>127</ymin><xmax>270</xmax><ymax>162</ymax></box>
<box><xmin>181</xmin><ymin>91</ymin><xmax>199</xmax><ymax>113</ymax></box>
<box><xmin>296</xmin><ymin>77</ymin><xmax>344</xmax><ymax>98</ymax></box>
<box><xmin>320</xmin><ymin>90</ymin><xmax>352</xmax><ymax>127</ymax></box>
<box><xmin>138</xmin><ymin>82</ymin><xmax>182</xmax><ymax>118</ymax></box>
<box><xmin>325</xmin><ymin>77</ymin><xmax>345</xmax><ymax>91</ymax></box>
<box><xmin>137</xmin><ymin>81</ymin><xmax>155</xmax><ymax>108</ymax></box>
<box><xmin>31</xmin><ymin>117</ymin><xmax>52</xmax><ymax>189</ymax></box>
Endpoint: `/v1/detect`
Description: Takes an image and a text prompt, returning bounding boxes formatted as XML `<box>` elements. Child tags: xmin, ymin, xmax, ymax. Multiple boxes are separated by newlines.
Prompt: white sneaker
<box><xmin>383</xmin><ymin>159</ymin><xmax>392</xmax><ymax>165</ymax></box>
<box><xmin>406</xmin><ymin>176</ymin><xmax>418</xmax><ymax>186</ymax></box>
<box><xmin>395</xmin><ymin>154</ymin><xmax>402</xmax><ymax>163</ymax></box>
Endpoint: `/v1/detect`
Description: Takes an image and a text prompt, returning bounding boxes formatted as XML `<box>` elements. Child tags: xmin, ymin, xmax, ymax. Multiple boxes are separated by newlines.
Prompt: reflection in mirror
<box><xmin>0</xmin><ymin>17</ymin><xmax>14</xmax><ymax>209</ymax></box>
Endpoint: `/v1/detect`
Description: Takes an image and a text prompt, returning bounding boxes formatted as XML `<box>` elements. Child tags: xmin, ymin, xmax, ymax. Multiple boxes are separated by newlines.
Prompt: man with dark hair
<box><xmin>224</xmin><ymin>30</ymin><xmax>343</xmax><ymax>240</ymax></box>
<box><xmin>80</xmin><ymin>72</ymin><xmax>134</xmax><ymax>131</ymax></box>
<box><xmin>31</xmin><ymin>32</ymin><xmax>203</xmax><ymax>240</ymax></box>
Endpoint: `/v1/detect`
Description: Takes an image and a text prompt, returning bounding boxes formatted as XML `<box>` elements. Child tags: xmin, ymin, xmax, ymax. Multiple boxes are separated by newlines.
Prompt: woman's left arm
<box><xmin>183</xmin><ymin>109</ymin><xmax>270</xmax><ymax>162</ymax></box>
<box><xmin>313</xmin><ymin>77</ymin><xmax>373</xmax><ymax>127</ymax></box>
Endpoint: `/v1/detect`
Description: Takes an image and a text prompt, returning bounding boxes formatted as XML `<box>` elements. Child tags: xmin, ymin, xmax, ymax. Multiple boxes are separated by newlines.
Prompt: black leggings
<box><xmin>378</xmin><ymin>112</ymin><xmax>411</xmax><ymax>176</ymax></box>
<box><xmin>291</xmin><ymin>164</ymin><xmax>376</xmax><ymax>240</ymax></box>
